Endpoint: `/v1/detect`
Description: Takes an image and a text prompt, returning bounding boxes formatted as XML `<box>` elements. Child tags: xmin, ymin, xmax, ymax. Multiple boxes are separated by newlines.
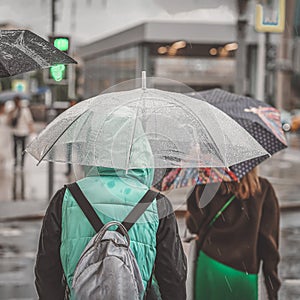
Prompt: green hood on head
<box><xmin>86</xmin><ymin>166</ymin><xmax>154</xmax><ymax>188</ymax></box>
<box><xmin>84</xmin><ymin>107</ymin><xmax>155</xmax><ymax>187</ymax></box>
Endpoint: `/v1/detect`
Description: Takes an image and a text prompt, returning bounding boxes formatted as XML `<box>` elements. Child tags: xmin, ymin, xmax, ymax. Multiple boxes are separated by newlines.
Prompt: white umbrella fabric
<box><xmin>26</xmin><ymin>80</ymin><xmax>268</xmax><ymax>170</ymax></box>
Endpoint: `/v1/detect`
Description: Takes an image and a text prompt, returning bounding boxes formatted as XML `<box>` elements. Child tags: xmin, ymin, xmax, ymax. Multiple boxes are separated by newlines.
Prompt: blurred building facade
<box><xmin>78</xmin><ymin>21</ymin><xmax>258</xmax><ymax>97</ymax></box>
<box><xmin>1</xmin><ymin>0</ymin><xmax>300</xmax><ymax>112</ymax></box>
<box><xmin>77</xmin><ymin>0</ymin><xmax>300</xmax><ymax>113</ymax></box>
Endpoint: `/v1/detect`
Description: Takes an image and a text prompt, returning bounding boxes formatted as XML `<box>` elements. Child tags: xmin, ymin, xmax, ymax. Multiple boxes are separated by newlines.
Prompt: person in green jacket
<box><xmin>34</xmin><ymin>113</ymin><xmax>187</xmax><ymax>299</ymax></box>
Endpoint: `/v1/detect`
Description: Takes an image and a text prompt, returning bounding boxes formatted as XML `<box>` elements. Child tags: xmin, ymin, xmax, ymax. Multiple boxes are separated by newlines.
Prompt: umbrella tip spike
<box><xmin>142</xmin><ymin>71</ymin><xmax>146</xmax><ymax>90</ymax></box>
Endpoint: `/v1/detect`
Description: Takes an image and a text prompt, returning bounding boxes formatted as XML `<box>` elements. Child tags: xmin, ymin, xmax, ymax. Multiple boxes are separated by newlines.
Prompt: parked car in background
<box><xmin>291</xmin><ymin>109</ymin><xmax>300</xmax><ymax>133</ymax></box>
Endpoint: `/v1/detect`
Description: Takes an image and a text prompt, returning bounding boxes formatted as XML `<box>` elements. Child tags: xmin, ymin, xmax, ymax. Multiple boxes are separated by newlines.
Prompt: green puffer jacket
<box><xmin>35</xmin><ymin>180</ymin><xmax>187</xmax><ymax>300</ymax></box>
<box><xmin>35</xmin><ymin>110</ymin><xmax>187</xmax><ymax>300</ymax></box>
<box><xmin>60</xmin><ymin>167</ymin><xmax>159</xmax><ymax>298</ymax></box>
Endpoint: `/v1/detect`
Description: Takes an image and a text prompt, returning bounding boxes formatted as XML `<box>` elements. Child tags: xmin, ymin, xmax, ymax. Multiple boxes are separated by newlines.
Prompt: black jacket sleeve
<box><xmin>35</xmin><ymin>187</ymin><xmax>66</xmax><ymax>300</ymax></box>
<box><xmin>154</xmin><ymin>194</ymin><xmax>187</xmax><ymax>300</ymax></box>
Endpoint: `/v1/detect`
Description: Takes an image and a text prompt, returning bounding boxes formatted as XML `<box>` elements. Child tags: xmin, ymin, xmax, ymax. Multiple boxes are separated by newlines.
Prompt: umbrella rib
<box><xmin>0</xmin><ymin>41</ymin><xmax>42</xmax><ymax>76</ymax></box>
<box><xmin>15</xmin><ymin>32</ymin><xmax>49</xmax><ymax>67</ymax></box>
<box><xmin>125</xmin><ymin>91</ymin><xmax>144</xmax><ymax>170</ymax></box>
<box><xmin>36</xmin><ymin>110</ymin><xmax>89</xmax><ymax>165</ymax></box>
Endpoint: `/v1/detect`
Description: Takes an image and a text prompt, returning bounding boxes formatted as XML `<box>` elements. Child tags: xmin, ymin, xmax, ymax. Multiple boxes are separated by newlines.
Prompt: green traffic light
<box><xmin>53</xmin><ymin>38</ymin><xmax>69</xmax><ymax>52</ymax></box>
<box><xmin>49</xmin><ymin>36</ymin><xmax>69</xmax><ymax>81</ymax></box>
<box><xmin>50</xmin><ymin>64</ymin><xmax>66</xmax><ymax>81</ymax></box>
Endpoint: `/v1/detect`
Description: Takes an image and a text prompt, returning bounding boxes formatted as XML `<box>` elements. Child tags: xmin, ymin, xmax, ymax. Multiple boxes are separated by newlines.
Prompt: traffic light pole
<box><xmin>255</xmin><ymin>32</ymin><xmax>266</xmax><ymax>101</ymax></box>
<box><xmin>51</xmin><ymin>0</ymin><xmax>56</xmax><ymax>35</ymax></box>
<box><xmin>48</xmin><ymin>0</ymin><xmax>72</xmax><ymax>199</ymax></box>
<box><xmin>48</xmin><ymin>0</ymin><xmax>57</xmax><ymax>200</ymax></box>
<box><xmin>47</xmin><ymin>98</ymin><xmax>56</xmax><ymax>200</ymax></box>
<box><xmin>235</xmin><ymin>0</ymin><xmax>249</xmax><ymax>95</ymax></box>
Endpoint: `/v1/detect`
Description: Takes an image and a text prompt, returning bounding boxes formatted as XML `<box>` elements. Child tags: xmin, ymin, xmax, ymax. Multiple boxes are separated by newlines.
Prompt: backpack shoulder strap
<box><xmin>66</xmin><ymin>182</ymin><xmax>104</xmax><ymax>232</ymax></box>
<box><xmin>66</xmin><ymin>183</ymin><xmax>158</xmax><ymax>233</ymax></box>
<box><xmin>122</xmin><ymin>190</ymin><xmax>158</xmax><ymax>231</ymax></box>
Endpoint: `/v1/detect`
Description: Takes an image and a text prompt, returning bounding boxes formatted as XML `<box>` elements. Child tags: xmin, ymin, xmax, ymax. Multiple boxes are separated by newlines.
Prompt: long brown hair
<box><xmin>220</xmin><ymin>168</ymin><xmax>261</xmax><ymax>200</ymax></box>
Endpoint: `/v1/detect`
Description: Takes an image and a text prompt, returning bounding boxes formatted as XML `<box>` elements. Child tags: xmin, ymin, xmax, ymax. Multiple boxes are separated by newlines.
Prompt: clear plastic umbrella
<box><xmin>25</xmin><ymin>74</ymin><xmax>268</xmax><ymax>170</ymax></box>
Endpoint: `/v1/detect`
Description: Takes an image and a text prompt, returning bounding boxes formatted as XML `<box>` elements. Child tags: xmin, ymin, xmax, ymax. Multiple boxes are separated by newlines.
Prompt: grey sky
<box><xmin>0</xmin><ymin>0</ymin><xmax>237</xmax><ymax>46</ymax></box>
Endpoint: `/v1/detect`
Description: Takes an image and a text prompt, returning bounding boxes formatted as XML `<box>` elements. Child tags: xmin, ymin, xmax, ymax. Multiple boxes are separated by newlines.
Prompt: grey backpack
<box><xmin>67</xmin><ymin>183</ymin><xmax>158</xmax><ymax>300</ymax></box>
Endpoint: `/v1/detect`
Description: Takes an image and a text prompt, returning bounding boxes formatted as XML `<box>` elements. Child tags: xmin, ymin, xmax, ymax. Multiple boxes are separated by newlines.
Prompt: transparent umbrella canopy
<box><xmin>25</xmin><ymin>74</ymin><xmax>269</xmax><ymax>170</ymax></box>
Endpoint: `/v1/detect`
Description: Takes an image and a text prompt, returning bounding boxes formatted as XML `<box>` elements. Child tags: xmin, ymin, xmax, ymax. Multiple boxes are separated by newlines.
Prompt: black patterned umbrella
<box><xmin>0</xmin><ymin>30</ymin><xmax>77</xmax><ymax>77</ymax></box>
<box><xmin>194</xmin><ymin>88</ymin><xmax>287</xmax><ymax>177</ymax></box>
<box><xmin>161</xmin><ymin>89</ymin><xmax>287</xmax><ymax>190</ymax></box>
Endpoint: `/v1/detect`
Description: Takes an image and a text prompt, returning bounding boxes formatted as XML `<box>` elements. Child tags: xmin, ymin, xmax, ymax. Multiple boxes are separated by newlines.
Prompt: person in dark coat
<box><xmin>186</xmin><ymin>168</ymin><xmax>280</xmax><ymax>300</ymax></box>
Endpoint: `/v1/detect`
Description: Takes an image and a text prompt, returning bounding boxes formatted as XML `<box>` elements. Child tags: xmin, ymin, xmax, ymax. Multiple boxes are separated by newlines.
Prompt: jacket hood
<box><xmin>84</xmin><ymin>107</ymin><xmax>154</xmax><ymax>187</ymax></box>
<box><xmin>84</xmin><ymin>166</ymin><xmax>154</xmax><ymax>188</ymax></box>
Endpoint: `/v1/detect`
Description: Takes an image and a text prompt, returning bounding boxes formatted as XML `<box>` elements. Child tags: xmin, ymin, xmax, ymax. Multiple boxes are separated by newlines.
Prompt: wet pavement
<box><xmin>280</xmin><ymin>211</ymin><xmax>300</xmax><ymax>300</ymax></box>
<box><xmin>0</xmin><ymin>122</ymin><xmax>73</xmax><ymax>299</ymax></box>
<box><xmin>0</xmin><ymin>129</ymin><xmax>299</xmax><ymax>299</ymax></box>
<box><xmin>0</xmin><ymin>220</ymin><xmax>39</xmax><ymax>299</ymax></box>
<box><xmin>0</xmin><ymin>121</ymin><xmax>73</xmax><ymax>204</ymax></box>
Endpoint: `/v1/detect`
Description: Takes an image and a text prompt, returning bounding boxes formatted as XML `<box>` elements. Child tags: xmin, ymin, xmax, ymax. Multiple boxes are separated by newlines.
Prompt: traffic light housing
<box><xmin>48</xmin><ymin>36</ymin><xmax>70</xmax><ymax>82</ymax></box>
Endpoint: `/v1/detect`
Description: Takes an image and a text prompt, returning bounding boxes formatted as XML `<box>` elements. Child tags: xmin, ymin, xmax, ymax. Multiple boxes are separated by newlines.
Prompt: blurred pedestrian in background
<box><xmin>0</xmin><ymin>102</ymin><xmax>11</xmax><ymax>166</ymax></box>
<box><xmin>186</xmin><ymin>168</ymin><xmax>280</xmax><ymax>300</ymax></box>
<box><xmin>7</xmin><ymin>95</ymin><xmax>34</xmax><ymax>169</ymax></box>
